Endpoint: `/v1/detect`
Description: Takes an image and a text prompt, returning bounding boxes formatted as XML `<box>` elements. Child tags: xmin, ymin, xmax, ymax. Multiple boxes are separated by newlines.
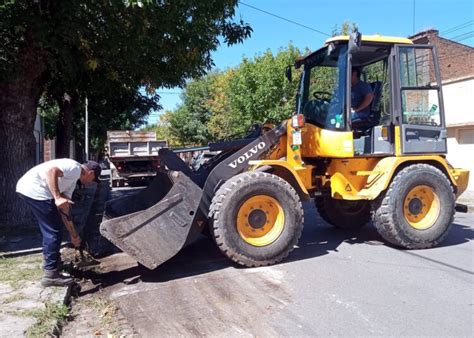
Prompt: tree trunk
<box><xmin>55</xmin><ymin>93</ymin><xmax>77</xmax><ymax>159</ymax></box>
<box><xmin>0</xmin><ymin>81</ymin><xmax>45</xmax><ymax>226</ymax></box>
<box><xmin>0</xmin><ymin>43</ymin><xmax>46</xmax><ymax>227</ymax></box>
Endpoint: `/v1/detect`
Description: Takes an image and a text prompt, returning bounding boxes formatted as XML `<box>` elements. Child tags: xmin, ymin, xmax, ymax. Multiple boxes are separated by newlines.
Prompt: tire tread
<box><xmin>372</xmin><ymin>163</ymin><xmax>454</xmax><ymax>249</ymax></box>
<box><xmin>209</xmin><ymin>172</ymin><xmax>304</xmax><ymax>267</ymax></box>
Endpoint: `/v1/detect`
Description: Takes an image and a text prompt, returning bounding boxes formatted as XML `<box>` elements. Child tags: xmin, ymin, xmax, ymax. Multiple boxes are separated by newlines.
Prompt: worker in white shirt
<box><xmin>16</xmin><ymin>159</ymin><xmax>101</xmax><ymax>287</ymax></box>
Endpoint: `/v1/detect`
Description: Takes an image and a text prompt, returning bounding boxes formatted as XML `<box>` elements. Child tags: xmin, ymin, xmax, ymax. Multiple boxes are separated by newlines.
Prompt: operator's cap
<box><xmin>84</xmin><ymin>160</ymin><xmax>102</xmax><ymax>183</ymax></box>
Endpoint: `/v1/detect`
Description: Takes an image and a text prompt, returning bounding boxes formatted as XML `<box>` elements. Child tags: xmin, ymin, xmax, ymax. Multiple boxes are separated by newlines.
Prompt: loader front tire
<box><xmin>372</xmin><ymin>164</ymin><xmax>455</xmax><ymax>249</ymax></box>
<box><xmin>315</xmin><ymin>196</ymin><xmax>370</xmax><ymax>229</ymax></box>
<box><xmin>209</xmin><ymin>172</ymin><xmax>303</xmax><ymax>267</ymax></box>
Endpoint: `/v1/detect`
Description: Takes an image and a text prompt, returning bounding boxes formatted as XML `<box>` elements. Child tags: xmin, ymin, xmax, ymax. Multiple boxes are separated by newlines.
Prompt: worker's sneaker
<box><xmin>41</xmin><ymin>268</ymin><xmax>73</xmax><ymax>287</ymax></box>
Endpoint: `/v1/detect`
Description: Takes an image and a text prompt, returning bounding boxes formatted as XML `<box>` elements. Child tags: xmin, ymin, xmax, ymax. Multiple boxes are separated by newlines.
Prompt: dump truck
<box><xmin>106</xmin><ymin>131</ymin><xmax>167</xmax><ymax>187</ymax></box>
<box><xmin>100</xmin><ymin>32</ymin><xmax>469</xmax><ymax>270</ymax></box>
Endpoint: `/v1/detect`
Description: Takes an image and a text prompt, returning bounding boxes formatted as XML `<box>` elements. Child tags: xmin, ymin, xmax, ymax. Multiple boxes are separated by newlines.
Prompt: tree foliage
<box><xmin>331</xmin><ymin>21</ymin><xmax>359</xmax><ymax>36</ymax></box>
<box><xmin>1</xmin><ymin>1</ymin><xmax>252</xmax><ymax>87</ymax></box>
<box><xmin>0</xmin><ymin>0</ymin><xmax>252</xmax><ymax>226</ymax></box>
<box><xmin>228</xmin><ymin>45</ymin><xmax>301</xmax><ymax>127</ymax></box>
<box><xmin>167</xmin><ymin>44</ymin><xmax>302</xmax><ymax>145</ymax></box>
<box><xmin>141</xmin><ymin>111</ymin><xmax>180</xmax><ymax>146</ymax></box>
<box><xmin>160</xmin><ymin>21</ymin><xmax>362</xmax><ymax>146</ymax></box>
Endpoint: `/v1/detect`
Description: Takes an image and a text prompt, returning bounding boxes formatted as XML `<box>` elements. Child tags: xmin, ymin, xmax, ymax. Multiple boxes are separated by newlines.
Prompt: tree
<box><xmin>72</xmin><ymin>83</ymin><xmax>160</xmax><ymax>161</ymax></box>
<box><xmin>331</xmin><ymin>21</ymin><xmax>358</xmax><ymax>36</ymax></box>
<box><xmin>168</xmin><ymin>44</ymin><xmax>302</xmax><ymax>145</ymax></box>
<box><xmin>0</xmin><ymin>1</ymin><xmax>251</xmax><ymax>226</ymax></box>
<box><xmin>141</xmin><ymin>111</ymin><xmax>180</xmax><ymax>147</ymax></box>
<box><xmin>227</xmin><ymin>45</ymin><xmax>301</xmax><ymax>131</ymax></box>
<box><xmin>169</xmin><ymin>74</ymin><xmax>216</xmax><ymax>145</ymax></box>
<box><xmin>169</xmin><ymin>71</ymin><xmax>237</xmax><ymax>145</ymax></box>
<box><xmin>206</xmin><ymin>70</ymin><xmax>241</xmax><ymax>140</ymax></box>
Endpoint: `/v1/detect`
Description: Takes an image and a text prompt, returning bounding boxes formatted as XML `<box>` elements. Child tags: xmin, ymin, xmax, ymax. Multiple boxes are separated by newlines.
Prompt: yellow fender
<box><xmin>331</xmin><ymin>155</ymin><xmax>469</xmax><ymax>200</ymax></box>
<box><xmin>249</xmin><ymin>160</ymin><xmax>312</xmax><ymax>200</ymax></box>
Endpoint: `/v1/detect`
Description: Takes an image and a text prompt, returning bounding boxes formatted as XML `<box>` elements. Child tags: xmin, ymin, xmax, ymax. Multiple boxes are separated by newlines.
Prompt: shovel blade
<box><xmin>100</xmin><ymin>171</ymin><xmax>203</xmax><ymax>269</ymax></box>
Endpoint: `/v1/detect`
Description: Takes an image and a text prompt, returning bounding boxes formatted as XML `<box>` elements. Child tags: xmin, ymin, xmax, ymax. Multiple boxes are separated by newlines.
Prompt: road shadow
<box><xmin>435</xmin><ymin>218</ymin><xmax>474</xmax><ymax>248</ymax></box>
<box><xmin>76</xmin><ymin>202</ymin><xmax>472</xmax><ymax>294</ymax></box>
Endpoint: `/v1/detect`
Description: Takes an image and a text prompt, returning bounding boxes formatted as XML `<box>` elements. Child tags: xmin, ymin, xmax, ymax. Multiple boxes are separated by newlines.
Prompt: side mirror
<box><xmin>285</xmin><ymin>65</ymin><xmax>292</xmax><ymax>82</ymax></box>
<box><xmin>327</xmin><ymin>42</ymin><xmax>336</xmax><ymax>56</ymax></box>
<box><xmin>348</xmin><ymin>31</ymin><xmax>362</xmax><ymax>54</ymax></box>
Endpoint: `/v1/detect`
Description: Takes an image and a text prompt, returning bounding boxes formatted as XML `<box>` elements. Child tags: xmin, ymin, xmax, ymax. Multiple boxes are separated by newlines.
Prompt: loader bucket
<box><xmin>100</xmin><ymin>170</ymin><xmax>203</xmax><ymax>269</ymax></box>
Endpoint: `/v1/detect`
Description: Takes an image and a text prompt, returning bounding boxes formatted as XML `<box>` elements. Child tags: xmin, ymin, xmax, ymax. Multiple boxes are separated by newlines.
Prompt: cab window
<box><xmin>399</xmin><ymin>47</ymin><xmax>441</xmax><ymax>127</ymax></box>
<box><xmin>301</xmin><ymin>45</ymin><xmax>347</xmax><ymax>130</ymax></box>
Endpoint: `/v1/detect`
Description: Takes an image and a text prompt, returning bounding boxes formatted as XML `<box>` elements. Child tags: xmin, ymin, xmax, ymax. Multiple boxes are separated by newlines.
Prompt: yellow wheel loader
<box><xmin>100</xmin><ymin>32</ymin><xmax>469</xmax><ymax>270</ymax></box>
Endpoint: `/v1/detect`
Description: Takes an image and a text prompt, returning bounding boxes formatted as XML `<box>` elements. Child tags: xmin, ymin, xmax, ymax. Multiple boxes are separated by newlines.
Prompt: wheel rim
<box><xmin>236</xmin><ymin>195</ymin><xmax>285</xmax><ymax>247</ymax></box>
<box><xmin>403</xmin><ymin>185</ymin><xmax>440</xmax><ymax>230</ymax></box>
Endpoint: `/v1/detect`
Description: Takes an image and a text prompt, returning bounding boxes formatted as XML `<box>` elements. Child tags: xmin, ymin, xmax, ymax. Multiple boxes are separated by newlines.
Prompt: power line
<box><xmin>239</xmin><ymin>1</ymin><xmax>331</xmax><ymax>37</ymax></box>
<box><xmin>441</xmin><ymin>20</ymin><xmax>474</xmax><ymax>35</ymax></box>
<box><xmin>456</xmin><ymin>34</ymin><xmax>474</xmax><ymax>42</ymax></box>
<box><xmin>156</xmin><ymin>91</ymin><xmax>181</xmax><ymax>95</ymax></box>
<box><xmin>442</xmin><ymin>23</ymin><xmax>473</xmax><ymax>36</ymax></box>
<box><xmin>412</xmin><ymin>0</ymin><xmax>416</xmax><ymax>34</ymax></box>
<box><xmin>450</xmin><ymin>30</ymin><xmax>474</xmax><ymax>41</ymax></box>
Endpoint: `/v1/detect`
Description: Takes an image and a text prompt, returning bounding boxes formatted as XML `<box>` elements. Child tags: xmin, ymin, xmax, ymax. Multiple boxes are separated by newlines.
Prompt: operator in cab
<box><xmin>351</xmin><ymin>67</ymin><xmax>374</xmax><ymax>120</ymax></box>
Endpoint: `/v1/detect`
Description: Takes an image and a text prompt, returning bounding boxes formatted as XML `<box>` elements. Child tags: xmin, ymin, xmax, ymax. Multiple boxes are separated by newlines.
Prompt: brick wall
<box><xmin>409</xmin><ymin>29</ymin><xmax>474</xmax><ymax>82</ymax></box>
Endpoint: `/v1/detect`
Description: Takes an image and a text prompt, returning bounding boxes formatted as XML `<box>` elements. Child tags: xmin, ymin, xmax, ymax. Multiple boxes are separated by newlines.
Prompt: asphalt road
<box><xmin>98</xmin><ymin>186</ymin><xmax>473</xmax><ymax>336</ymax></box>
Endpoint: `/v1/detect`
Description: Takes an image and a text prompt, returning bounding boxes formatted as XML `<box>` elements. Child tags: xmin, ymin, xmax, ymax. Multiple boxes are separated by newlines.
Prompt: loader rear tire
<box><xmin>315</xmin><ymin>196</ymin><xmax>370</xmax><ymax>229</ymax></box>
<box><xmin>372</xmin><ymin>164</ymin><xmax>455</xmax><ymax>249</ymax></box>
<box><xmin>209</xmin><ymin>172</ymin><xmax>303</xmax><ymax>267</ymax></box>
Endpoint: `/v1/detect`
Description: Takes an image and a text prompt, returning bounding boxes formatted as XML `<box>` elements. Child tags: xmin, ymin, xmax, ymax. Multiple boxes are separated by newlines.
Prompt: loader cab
<box><xmin>295</xmin><ymin>35</ymin><xmax>447</xmax><ymax>158</ymax></box>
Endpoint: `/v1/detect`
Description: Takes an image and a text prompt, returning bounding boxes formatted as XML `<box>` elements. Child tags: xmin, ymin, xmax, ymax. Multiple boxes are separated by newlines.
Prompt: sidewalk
<box><xmin>0</xmin><ymin>182</ymin><xmax>98</xmax><ymax>337</ymax></box>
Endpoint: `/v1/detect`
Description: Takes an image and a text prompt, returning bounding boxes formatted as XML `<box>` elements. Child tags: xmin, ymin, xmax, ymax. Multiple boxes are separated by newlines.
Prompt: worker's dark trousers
<box><xmin>18</xmin><ymin>194</ymin><xmax>63</xmax><ymax>270</ymax></box>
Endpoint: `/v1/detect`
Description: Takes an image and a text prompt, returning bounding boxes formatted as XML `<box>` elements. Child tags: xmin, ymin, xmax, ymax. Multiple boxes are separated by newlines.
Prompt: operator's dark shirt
<box><xmin>351</xmin><ymin>80</ymin><xmax>372</xmax><ymax>119</ymax></box>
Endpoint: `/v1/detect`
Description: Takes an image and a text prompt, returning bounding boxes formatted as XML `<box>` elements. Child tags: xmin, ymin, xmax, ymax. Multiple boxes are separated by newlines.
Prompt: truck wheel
<box><xmin>372</xmin><ymin>164</ymin><xmax>455</xmax><ymax>249</ymax></box>
<box><xmin>315</xmin><ymin>196</ymin><xmax>370</xmax><ymax>229</ymax></box>
<box><xmin>209</xmin><ymin>172</ymin><xmax>303</xmax><ymax>267</ymax></box>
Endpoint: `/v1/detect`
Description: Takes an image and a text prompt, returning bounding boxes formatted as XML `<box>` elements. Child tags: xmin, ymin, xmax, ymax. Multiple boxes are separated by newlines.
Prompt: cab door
<box><xmin>393</xmin><ymin>45</ymin><xmax>447</xmax><ymax>154</ymax></box>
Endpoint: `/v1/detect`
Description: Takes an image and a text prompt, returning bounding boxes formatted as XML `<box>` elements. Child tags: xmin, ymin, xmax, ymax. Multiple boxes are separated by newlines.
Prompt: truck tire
<box><xmin>315</xmin><ymin>196</ymin><xmax>370</xmax><ymax>229</ymax></box>
<box><xmin>372</xmin><ymin>164</ymin><xmax>455</xmax><ymax>249</ymax></box>
<box><xmin>209</xmin><ymin>172</ymin><xmax>303</xmax><ymax>267</ymax></box>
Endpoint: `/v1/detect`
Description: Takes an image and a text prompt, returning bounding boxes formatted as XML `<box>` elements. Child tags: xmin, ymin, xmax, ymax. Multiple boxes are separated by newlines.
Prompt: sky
<box><xmin>147</xmin><ymin>0</ymin><xmax>474</xmax><ymax>124</ymax></box>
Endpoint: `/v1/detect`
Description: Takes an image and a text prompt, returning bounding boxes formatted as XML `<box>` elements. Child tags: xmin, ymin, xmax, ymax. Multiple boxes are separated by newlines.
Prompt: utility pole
<box><xmin>85</xmin><ymin>96</ymin><xmax>89</xmax><ymax>161</ymax></box>
<box><xmin>413</xmin><ymin>0</ymin><xmax>416</xmax><ymax>34</ymax></box>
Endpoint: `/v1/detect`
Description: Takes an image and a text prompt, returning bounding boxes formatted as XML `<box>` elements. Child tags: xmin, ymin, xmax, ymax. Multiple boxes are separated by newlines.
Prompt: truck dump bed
<box><xmin>107</xmin><ymin>131</ymin><xmax>167</xmax><ymax>186</ymax></box>
<box><xmin>107</xmin><ymin>131</ymin><xmax>167</xmax><ymax>157</ymax></box>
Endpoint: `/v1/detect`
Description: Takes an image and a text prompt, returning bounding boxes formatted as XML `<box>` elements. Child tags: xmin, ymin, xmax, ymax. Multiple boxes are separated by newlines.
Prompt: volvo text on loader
<box><xmin>100</xmin><ymin>32</ymin><xmax>469</xmax><ymax>270</ymax></box>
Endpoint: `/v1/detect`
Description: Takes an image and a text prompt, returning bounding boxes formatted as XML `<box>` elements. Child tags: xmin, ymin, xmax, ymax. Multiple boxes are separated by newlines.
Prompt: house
<box><xmin>410</xmin><ymin>29</ymin><xmax>474</xmax><ymax>196</ymax></box>
<box><xmin>34</xmin><ymin>114</ymin><xmax>77</xmax><ymax>163</ymax></box>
